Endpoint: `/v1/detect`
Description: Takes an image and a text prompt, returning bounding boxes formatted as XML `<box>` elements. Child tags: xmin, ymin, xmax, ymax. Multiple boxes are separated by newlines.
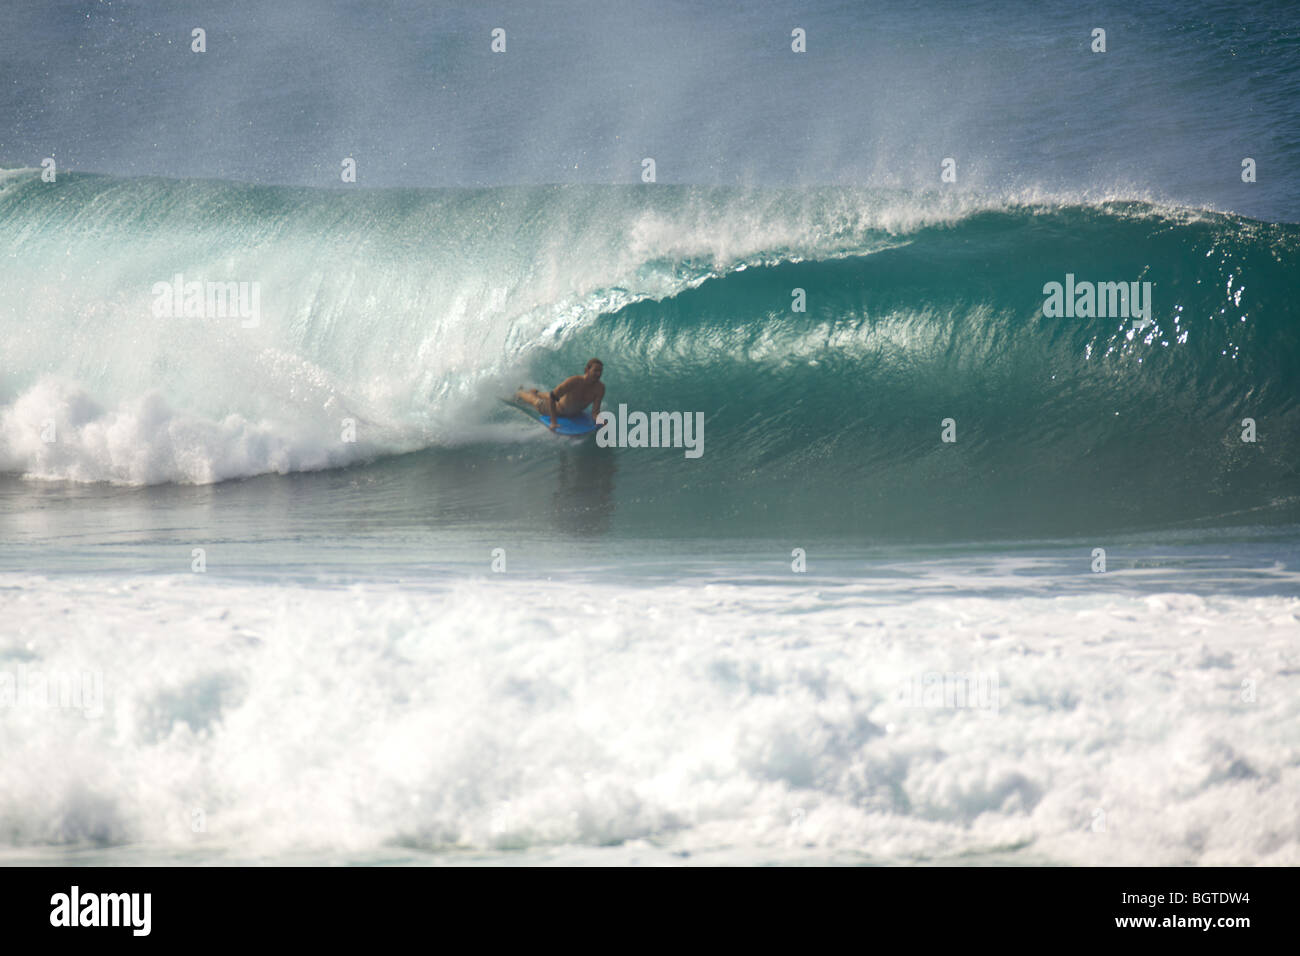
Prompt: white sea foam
<box><xmin>1</xmin><ymin>573</ymin><xmax>1295</xmax><ymax>864</ymax></box>
<box><xmin>0</xmin><ymin>378</ymin><xmax>382</xmax><ymax>485</ymax></box>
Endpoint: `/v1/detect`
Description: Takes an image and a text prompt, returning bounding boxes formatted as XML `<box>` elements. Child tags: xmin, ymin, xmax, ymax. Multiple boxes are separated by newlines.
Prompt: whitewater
<box><xmin>3</xmin><ymin>562</ymin><xmax>1298</xmax><ymax>866</ymax></box>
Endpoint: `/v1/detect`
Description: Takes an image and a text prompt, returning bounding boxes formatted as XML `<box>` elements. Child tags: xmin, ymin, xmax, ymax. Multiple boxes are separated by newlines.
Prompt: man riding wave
<box><xmin>515</xmin><ymin>358</ymin><xmax>605</xmax><ymax>431</ymax></box>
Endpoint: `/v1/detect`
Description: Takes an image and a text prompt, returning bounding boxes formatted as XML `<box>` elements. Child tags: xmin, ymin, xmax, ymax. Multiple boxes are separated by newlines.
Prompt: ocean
<box><xmin>1</xmin><ymin>0</ymin><xmax>1297</xmax><ymax>866</ymax></box>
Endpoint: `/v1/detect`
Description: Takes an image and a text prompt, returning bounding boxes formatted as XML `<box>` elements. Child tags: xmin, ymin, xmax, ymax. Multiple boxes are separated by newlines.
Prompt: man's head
<box><xmin>584</xmin><ymin>358</ymin><xmax>603</xmax><ymax>381</ymax></box>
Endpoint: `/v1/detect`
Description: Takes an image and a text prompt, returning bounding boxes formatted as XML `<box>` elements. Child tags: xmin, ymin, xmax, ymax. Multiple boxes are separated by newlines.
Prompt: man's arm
<box><xmin>591</xmin><ymin>382</ymin><xmax>605</xmax><ymax>421</ymax></box>
<box><xmin>547</xmin><ymin>376</ymin><xmax>582</xmax><ymax>429</ymax></box>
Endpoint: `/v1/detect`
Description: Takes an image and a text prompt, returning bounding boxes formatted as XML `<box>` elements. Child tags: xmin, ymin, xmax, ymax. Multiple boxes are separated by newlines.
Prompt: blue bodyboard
<box><xmin>501</xmin><ymin>397</ymin><xmax>600</xmax><ymax>436</ymax></box>
<box><xmin>537</xmin><ymin>411</ymin><xmax>599</xmax><ymax>436</ymax></box>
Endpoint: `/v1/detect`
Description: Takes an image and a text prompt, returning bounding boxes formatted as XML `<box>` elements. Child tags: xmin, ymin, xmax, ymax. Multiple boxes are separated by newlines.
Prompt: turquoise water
<box><xmin>2</xmin><ymin>177</ymin><xmax>1296</xmax><ymax>540</ymax></box>
<box><xmin>1</xmin><ymin>0</ymin><xmax>1298</xmax><ymax>866</ymax></box>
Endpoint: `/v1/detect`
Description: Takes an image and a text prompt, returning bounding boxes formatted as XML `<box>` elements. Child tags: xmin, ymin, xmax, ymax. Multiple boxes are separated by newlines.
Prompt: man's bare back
<box><xmin>516</xmin><ymin>358</ymin><xmax>605</xmax><ymax>431</ymax></box>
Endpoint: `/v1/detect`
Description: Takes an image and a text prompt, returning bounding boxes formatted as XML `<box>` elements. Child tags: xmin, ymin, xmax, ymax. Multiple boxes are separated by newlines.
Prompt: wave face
<box><xmin>1</xmin><ymin>170</ymin><xmax>1297</xmax><ymax>537</ymax></box>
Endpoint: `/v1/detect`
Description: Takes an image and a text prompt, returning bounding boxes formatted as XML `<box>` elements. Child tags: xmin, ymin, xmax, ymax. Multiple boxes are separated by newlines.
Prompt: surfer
<box><xmin>516</xmin><ymin>358</ymin><xmax>605</xmax><ymax>431</ymax></box>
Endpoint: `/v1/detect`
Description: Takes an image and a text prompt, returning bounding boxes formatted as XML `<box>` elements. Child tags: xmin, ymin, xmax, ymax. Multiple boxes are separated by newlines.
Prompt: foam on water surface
<box><xmin>2</xmin><ymin>572</ymin><xmax>1295</xmax><ymax>865</ymax></box>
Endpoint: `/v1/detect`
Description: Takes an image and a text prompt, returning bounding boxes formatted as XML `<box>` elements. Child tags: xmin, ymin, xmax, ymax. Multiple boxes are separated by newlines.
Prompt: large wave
<box><xmin>550</xmin><ymin>203</ymin><xmax>1300</xmax><ymax>536</ymax></box>
<box><xmin>1</xmin><ymin>169</ymin><xmax>1296</xmax><ymax>536</ymax></box>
